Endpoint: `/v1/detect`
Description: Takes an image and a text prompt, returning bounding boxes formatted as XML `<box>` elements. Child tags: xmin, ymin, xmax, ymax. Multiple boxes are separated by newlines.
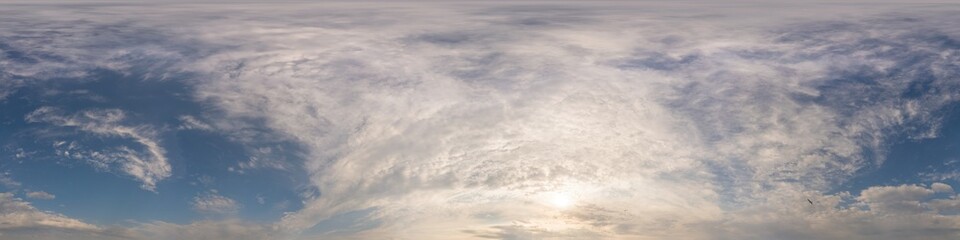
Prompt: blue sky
<box><xmin>0</xmin><ymin>61</ymin><xmax>306</xmax><ymax>224</ymax></box>
<box><xmin>1</xmin><ymin>1</ymin><xmax>960</xmax><ymax>239</ymax></box>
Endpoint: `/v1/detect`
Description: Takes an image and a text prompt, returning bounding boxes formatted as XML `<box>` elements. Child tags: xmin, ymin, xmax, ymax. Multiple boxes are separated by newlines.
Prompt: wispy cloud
<box><xmin>192</xmin><ymin>191</ymin><xmax>240</xmax><ymax>215</ymax></box>
<box><xmin>0</xmin><ymin>192</ymin><xmax>97</xmax><ymax>231</ymax></box>
<box><xmin>25</xmin><ymin>107</ymin><xmax>171</xmax><ymax>191</ymax></box>
<box><xmin>25</xmin><ymin>191</ymin><xmax>55</xmax><ymax>200</ymax></box>
<box><xmin>0</xmin><ymin>173</ymin><xmax>21</xmax><ymax>189</ymax></box>
<box><xmin>1</xmin><ymin>2</ymin><xmax>960</xmax><ymax>239</ymax></box>
<box><xmin>177</xmin><ymin>115</ymin><xmax>213</xmax><ymax>131</ymax></box>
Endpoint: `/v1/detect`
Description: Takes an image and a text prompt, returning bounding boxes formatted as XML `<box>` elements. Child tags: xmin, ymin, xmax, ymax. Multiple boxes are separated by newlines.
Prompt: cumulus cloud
<box><xmin>25</xmin><ymin>191</ymin><xmax>55</xmax><ymax>200</ymax></box>
<box><xmin>858</xmin><ymin>184</ymin><xmax>936</xmax><ymax>214</ymax></box>
<box><xmin>2</xmin><ymin>1</ymin><xmax>960</xmax><ymax>239</ymax></box>
<box><xmin>933</xmin><ymin>182</ymin><xmax>954</xmax><ymax>193</ymax></box>
<box><xmin>25</xmin><ymin>107</ymin><xmax>171</xmax><ymax>191</ymax></box>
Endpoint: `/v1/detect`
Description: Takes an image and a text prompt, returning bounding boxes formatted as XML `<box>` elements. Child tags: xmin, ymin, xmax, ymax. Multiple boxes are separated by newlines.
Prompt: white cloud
<box><xmin>932</xmin><ymin>182</ymin><xmax>954</xmax><ymax>193</ymax></box>
<box><xmin>0</xmin><ymin>193</ymin><xmax>273</xmax><ymax>240</ymax></box>
<box><xmin>0</xmin><ymin>173</ymin><xmax>21</xmax><ymax>189</ymax></box>
<box><xmin>858</xmin><ymin>184</ymin><xmax>936</xmax><ymax>214</ymax></box>
<box><xmin>0</xmin><ymin>192</ymin><xmax>98</xmax><ymax>231</ymax></box>
<box><xmin>192</xmin><ymin>191</ymin><xmax>240</xmax><ymax>215</ymax></box>
<box><xmin>163</xmin><ymin>3</ymin><xmax>960</xmax><ymax>239</ymax></box>
<box><xmin>25</xmin><ymin>191</ymin><xmax>55</xmax><ymax>200</ymax></box>
<box><xmin>859</xmin><ymin>185</ymin><xmax>935</xmax><ymax>203</ymax></box>
<box><xmin>25</xmin><ymin>107</ymin><xmax>171</xmax><ymax>191</ymax></box>
<box><xmin>177</xmin><ymin>115</ymin><xmax>213</xmax><ymax>131</ymax></box>
<box><xmin>3</xmin><ymin>2</ymin><xmax>960</xmax><ymax>239</ymax></box>
<box><xmin>234</xmin><ymin>146</ymin><xmax>292</xmax><ymax>172</ymax></box>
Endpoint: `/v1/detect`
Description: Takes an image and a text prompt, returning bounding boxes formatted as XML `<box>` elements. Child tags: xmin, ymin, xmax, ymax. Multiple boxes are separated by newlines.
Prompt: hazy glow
<box><xmin>548</xmin><ymin>192</ymin><xmax>575</xmax><ymax>209</ymax></box>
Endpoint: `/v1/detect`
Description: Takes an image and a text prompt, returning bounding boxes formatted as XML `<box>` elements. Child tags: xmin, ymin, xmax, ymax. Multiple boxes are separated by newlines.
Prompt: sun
<box><xmin>549</xmin><ymin>193</ymin><xmax>575</xmax><ymax>209</ymax></box>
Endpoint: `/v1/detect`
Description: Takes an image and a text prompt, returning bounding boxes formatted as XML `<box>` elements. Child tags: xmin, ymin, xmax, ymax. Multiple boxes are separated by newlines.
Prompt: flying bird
<box><xmin>807</xmin><ymin>199</ymin><xmax>814</xmax><ymax>205</ymax></box>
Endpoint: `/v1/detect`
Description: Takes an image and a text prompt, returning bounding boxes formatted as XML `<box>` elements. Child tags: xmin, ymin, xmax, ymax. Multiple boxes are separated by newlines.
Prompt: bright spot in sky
<box><xmin>549</xmin><ymin>193</ymin><xmax>574</xmax><ymax>209</ymax></box>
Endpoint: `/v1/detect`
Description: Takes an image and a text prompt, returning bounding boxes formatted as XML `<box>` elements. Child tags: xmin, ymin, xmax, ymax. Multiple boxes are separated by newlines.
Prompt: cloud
<box><xmin>25</xmin><ymin>107</ymin><xmax>171</xmax><ymax>191</ymax></box>
<box><xmin>673</xmin><ymin>184</ymin><xmax>960</xmax><ymax>240</ymax></box>
<box><xmin>25</xmin><ymin>191</ymin><xmax>55</xmax><ymax>200</ymax></box>
<box><xmin>177</xmin><ymin>115</ymin><xmax>213</xmax><ymax>131</ymax></box>
<box><xmin>933</xmin><ymin>183</ymin><xmax>954</xmax><ymax>193</ymax></box>
<box><xmin>0</xmin><ymin>192</ymin><xmax>98</xmax><ymax>231</ymax></box>
<box><xmin>175</xmin><ymin>6</ymin><xmax>955</xmax><ymax>239</ymax></box>
<box><xmin>0</xmin><ymin>192</ymin><xmax>272</xmax><ymax>240</ymax></box>
<box><xmin>0</xmin><ymin>191</ymin><xmax>271</xmax><ymax>239</ymax></box>
<box><xmin>2</xmin><ymin>2</ymin><xmax>960</xmax><ymax>239</ymax></box>
<box><xmin>192</xmin><ymin>191</ymin><xmax>240</xmax><ymax>215</ymax></box>
<box><xmin>0</xmin><ymin>173</ymin><xmax>21</xmax><ymax>189</ymax></box>
<box><xmin>125</xmin><ymin>220</ymin><xmax>280</xmax><ymax>240</ymax></box>
<box><xmin>858</xmin><ymin>184</ymin><xmax>936</xmax><ymax>214</ymax></box>
<box><xmin>85</xmin><ymin>3</ymin><xmax>960</xmax><ymax>239</ymax></box>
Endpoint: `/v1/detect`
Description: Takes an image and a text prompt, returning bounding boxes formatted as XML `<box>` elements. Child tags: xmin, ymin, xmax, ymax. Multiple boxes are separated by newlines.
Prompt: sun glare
<box><xmin>549</xmin><ymin>193</ymin><xmax>575</xmax><ymax>209</ymax></box>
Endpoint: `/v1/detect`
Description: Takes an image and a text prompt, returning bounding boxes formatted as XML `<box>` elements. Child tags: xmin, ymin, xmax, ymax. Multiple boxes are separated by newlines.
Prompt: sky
<box><xmin>1</xmin><ymin>1</ymin><xmax>960</xmax><ymax>239</ymax></box>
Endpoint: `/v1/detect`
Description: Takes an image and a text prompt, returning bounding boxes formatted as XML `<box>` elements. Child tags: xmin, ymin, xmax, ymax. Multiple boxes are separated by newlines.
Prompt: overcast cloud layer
<box><xmin>2</xmin><ymin>1</ymin><xmax>960</xmax><ymax>239</ymax></box>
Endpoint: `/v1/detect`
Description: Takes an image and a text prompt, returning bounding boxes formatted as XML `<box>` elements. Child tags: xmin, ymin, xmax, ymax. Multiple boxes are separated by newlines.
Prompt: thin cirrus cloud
<box><xmin>0</xmin><ymin>1</ymin><xmax>959</xmax><ymax>240</ymax></box>
<box><xmin>24</xmin><ymin>107</ymin><xmax>171</xmax><ymax>192</ymax></box>
<box><xmin>192</xmin><ymin>191</ymin><xmax>241</xmax><ymax>215</ymax></box>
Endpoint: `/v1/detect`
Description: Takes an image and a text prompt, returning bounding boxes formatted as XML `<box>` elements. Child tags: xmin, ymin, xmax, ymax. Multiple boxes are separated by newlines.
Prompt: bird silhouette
<box><xmin>807</xmin><ymin>199</ymin><xmax>814</xmax><ymax>205</ymax></box>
